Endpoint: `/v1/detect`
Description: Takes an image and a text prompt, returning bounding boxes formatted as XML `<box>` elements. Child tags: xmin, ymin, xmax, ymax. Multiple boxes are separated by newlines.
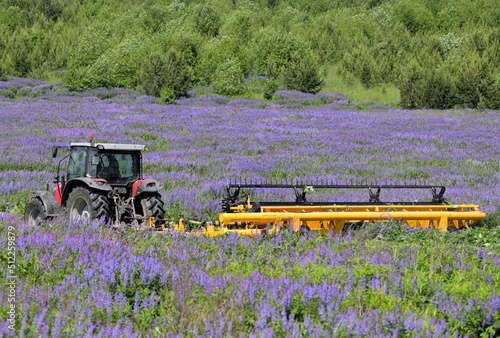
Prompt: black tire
<box><xmin>66</xmin><ymin>187</ymin><xmax>111</xmax><ymax>221</ymax></box>
<box><xmin>24</xmin><ymin>198</ymin><xmax>47</xmax><ymax>226</ymax></box>
<box><xmin>135</xmin><ymin>193</ymin><xmax>165</xmax><ymax>226</ymax></box>
<box><xmin>447</xmin><ymin>225</ymin><xmax>460</xmax><ymax>233</ymax></box>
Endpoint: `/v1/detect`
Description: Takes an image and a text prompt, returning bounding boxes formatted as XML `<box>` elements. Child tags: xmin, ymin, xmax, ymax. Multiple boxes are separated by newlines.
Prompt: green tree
<box><xmin>213</xmin><ymin>58</ymin><xmax>245</xmax><ymax>96</ymax></box>
<box><xmin>193</xmin><ymin>3</ymin><xmax>221</xmax><ymax>37</ymax></box>
<box><xmin>140</xmin><ymin>49</ymin><xmax>194</xmax><ymax>98</ymax></box>
<box><xmin>282</xmin><ymin>52</ymin><xmax>324</xmax><ymax>94</ymax></box>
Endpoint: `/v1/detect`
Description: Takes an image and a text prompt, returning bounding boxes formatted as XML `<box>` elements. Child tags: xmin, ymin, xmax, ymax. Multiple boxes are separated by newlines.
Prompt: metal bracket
<box><xmin>293</xmin><ymin>187</ymin><xmax>307</xmax><ymax>203</ymax></box>
<box><xmin>431</xmin><ymin>187</ymin><xmax>446</xmax><ymax>204</ymax></box>
<box><xmin>368</xmin><ymin>187</ymin><xmax>381</xmax><ymax>203</ymax></box>
<box><xmin>220</xmin><ymin>186</ymin><xmax>241</xmax><ymax>212</ymax></box>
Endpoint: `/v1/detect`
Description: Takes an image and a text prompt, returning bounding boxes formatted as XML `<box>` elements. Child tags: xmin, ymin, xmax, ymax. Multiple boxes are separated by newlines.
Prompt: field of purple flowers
<box><xmin>1</xmin><ymin>78</ymin><xmax>500</xmax><ymax>337</ymax></box>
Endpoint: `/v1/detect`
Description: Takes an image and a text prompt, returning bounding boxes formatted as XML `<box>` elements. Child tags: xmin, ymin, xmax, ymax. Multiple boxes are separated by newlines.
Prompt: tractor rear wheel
<box><xmin>66</xmin><ymin>187</ymin><xmax>111</xmax><ymax>222</ymax></box>
<box><xmin>24</xmin><ymin>198</ymin><xmax>47</xmax><ymax>226</ymax></box>
<box><xmin>135</xmin><ymin>193</ymin><xmax>164</xmax><ymax>226</ymax></box>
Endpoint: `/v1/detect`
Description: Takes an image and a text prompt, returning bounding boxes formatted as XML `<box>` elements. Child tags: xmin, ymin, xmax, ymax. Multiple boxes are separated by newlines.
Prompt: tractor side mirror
<box><xmin>52</xmin><ymin>147</ymin><xmax>58</xmax><ymax>158</ymax></box>
<box><xmin>91</xmin><ymin>155</ymin><xmax>100</xmax><ymax>165</ymax></box>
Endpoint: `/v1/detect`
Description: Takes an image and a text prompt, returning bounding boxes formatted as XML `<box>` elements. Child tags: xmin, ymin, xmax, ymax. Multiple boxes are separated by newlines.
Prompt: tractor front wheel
<box><xmin>66</xmin><ymin>187</ymin><xmax>111</xmax><ymax>222</ymax></box>
<box><xmin>24</xmin><ymin>198</ymin><xmax>47</xmax><ymax>226</ymax></box>
<box><xmin>135</xmin><ymin>193</ymin><xmax>165</xmax><ymax>226</ymax></box>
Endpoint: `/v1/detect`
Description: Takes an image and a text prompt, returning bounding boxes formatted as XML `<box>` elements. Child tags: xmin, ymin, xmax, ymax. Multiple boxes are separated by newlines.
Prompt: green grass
<box><xmin>321</xmin><ymin>66</ymin><xmax>400</xmax><ymax>105</ymax></box>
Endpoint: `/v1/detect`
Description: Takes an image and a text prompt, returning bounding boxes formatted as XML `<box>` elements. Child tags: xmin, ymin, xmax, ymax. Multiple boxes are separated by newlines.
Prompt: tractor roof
<box><xmin>70</xmin><ymin>143</ymin><xmax>146</xmax><ymax>151</ymax></box>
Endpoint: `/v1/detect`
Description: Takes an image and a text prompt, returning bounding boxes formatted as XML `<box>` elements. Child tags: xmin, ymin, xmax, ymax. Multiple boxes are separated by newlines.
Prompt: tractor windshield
<box><xmin>68</xmin><ymin>147</ymin><xmax>87</xmax><ymax>179</ymax></box>
<box><xmin>90</xmin><ymin>150</ymin><xmax>141</xmax><ymax>184</ymax></box>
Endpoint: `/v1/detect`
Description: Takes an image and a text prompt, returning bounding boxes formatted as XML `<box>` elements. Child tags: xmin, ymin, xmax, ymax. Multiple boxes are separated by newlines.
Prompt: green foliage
<box><xmin>263</xmin><ymin>79</ymin><xmax>279</xmax><ymax>100</ymax></box>
<box><xmin>62</xmin><ymin>67</ymin><xmax>93</xmax><ymax>91</ymax></box>
<box><xmin>1</xmin><ymin>0</ymin><xmax>500</xmax><ymax>105</ymax></box>
<box><xmin>454</xmin><ymin>51</ymin><xmax>494</xmax><ymax>108</ymax></box>
<box><xmin>399</xmin><ymin>48</ymin><xmax>498</xmax><ymax>109</ymax></box>
<box><xmin>140</xmin><ymin>49</ymin><xmax>194</xmax><ymax>98</ymax></box>
<box><xmin>251</xmin><ymin>29</ymin><xmax>308</xmax><ymax>75</ymax></box>
<box><xmin>282</xmin><ymin>52</ymin><xmax>324</xmax><ymax>94</ymax></box>
<box><xmin>159</xmin><ymin>86</ymin><xmax>176</xmax><ymax>104</ymax></box>
<box><xmin>220</xmin><ymin>10</ymin><xmax>252</xmax><ymax>42</ymax></box>
<box><xmin>139</xmin><ymin>3</ymin><xmax>170</xmax><ymax>34</ymax></box>
<box><xmin>394</xmin><ymin>1</ymin><xmax>436</xmax><ymax>34</ymax></box>
<box><xmin>213</xmin><ymin>58</ymin><xmax>245</xmax><ymax>96</ymax></box>
<box><xmin>399</xmin><ymin>59</ymin><xmax>456</xmax><ymax>109</ymax></box>
<box><xmin>70</xmin><ymin>24</ymin><xmax>111</xmax><ymax>68</ymax></box>
<box><xmin>139</xmin><ymin>53</ymin><xmax>166</xmax><ymax>98</ymax></box>
<box><xmin>192</xmin><ymin>2</ymin><xmax>221</xmax><ymax>37</ymax></box>
<box><xmin>195</xmin><ymin>35</ymin><xmax>249</xmax><ymax>85</ymax></box>
<box><xmin>0</xmin><ymin>6</ymin><xmax>24</xmax><ymax>32</ymax></box>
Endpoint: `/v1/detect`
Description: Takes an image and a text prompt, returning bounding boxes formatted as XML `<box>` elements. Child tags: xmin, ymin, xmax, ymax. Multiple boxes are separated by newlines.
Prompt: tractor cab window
<box><xmin>68</xmin><ymin>147</ymin><xmax>87</xmax><ymax>179</ymax></box>
<box><xmin>92</xmin><ymin>151</ymin><xmax>140</xmax><ymax>184</ymax></box>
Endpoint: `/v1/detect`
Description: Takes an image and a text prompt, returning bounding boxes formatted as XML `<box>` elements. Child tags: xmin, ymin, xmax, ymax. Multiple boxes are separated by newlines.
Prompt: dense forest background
<box><xmin>1</xmin><ymin>0</ymin><xmax>500</xmax><ymax>108</ymax></box>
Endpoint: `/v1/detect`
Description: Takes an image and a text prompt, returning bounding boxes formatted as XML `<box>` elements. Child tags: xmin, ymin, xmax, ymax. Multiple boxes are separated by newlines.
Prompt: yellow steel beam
<box><xmin>219</xmin><ymin>209</ymin><xmax>485</xmax><ymax>231</ymax></box>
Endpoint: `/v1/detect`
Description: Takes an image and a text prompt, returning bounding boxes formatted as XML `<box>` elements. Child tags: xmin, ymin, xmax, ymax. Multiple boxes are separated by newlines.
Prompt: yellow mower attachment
<box><xmin>140</xmin><ymin>182</ymin><xmax>486</xmax><ymax>237</ymax></box>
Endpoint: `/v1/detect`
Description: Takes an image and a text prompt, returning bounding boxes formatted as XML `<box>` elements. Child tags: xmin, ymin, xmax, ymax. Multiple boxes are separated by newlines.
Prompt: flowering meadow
<box><xmin>1</xmin><ymin>78</ymin><xmax>500</xmax><ymax>337</ymax></box>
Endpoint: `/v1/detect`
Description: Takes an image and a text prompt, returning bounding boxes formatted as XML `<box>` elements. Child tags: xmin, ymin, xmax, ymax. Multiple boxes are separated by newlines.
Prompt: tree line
<box><xmin>1</xmin><ymin>0</ymin><xmax>499</xmax><ymax>108</ymax></box>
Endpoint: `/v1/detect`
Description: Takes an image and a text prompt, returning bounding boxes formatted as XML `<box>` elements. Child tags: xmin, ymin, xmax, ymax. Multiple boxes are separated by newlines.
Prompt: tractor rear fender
<box><xmin>61</xmin><ymin>178</ymin><xmax>112</xmax><ymax>206</ymax></box>
<box><xmin>30</xmin><ymin>191</ymin><xmax>63</xmax><ymax>216</ymax></box>
<box><xmin>132</xmin><ymin>179</ymin><xmax>160</xmax><ymax>197</ymax></box>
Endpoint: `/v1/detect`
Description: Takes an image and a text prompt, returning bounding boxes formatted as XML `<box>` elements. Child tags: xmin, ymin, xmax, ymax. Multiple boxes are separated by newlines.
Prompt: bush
<box><xmin>454</xmin><ymin>51</ymin><xmax>494</xmax><ymax>108</ymax></box>
<box><xmin>139</xmin><ymin>4</ymin><xmax>170</xmax><ymax>34</ymax></box>
<box><xmin>339</xmin><ymin>45</ymin><xmax>379</xmax><ymax>88</ymax></box>
<box><xmin>263</xmin><ymin>79</ymin><xmax>279</xmax><ymax>100</ymax></box>
<box><xmin>195</xmin><ymin>35</ymin><xmax>250</xmax><ymax>85</ymax></box>
<box><xmin>220</xmin><ymin>10</ymin><xmax>252</xmax><ymax>42</ymax></box>
<box><xmin>399</xmin><ymin>60</ymin><xmax>424</xmax><ymax>109</ymax></box>
<box><xmin>63</xmin><ymin>67</ymin><xmax>94</xmax><ymax>91</ymax></box>
<box><xmin>251</xmin><ymin>29</ymin><xmax>308</xmax><ymax>75</ymax></box>
<box><xmin>399</xmin><ymin>57</ymin><xmax>456</xmax><ymax>109</ymax></box>
<box><xmin>394</xmin><ymin>1</ymin><xmax>436</xmax><ymax>34</ymax></box>
<box><xmin>0</xmin><ymin>6</ymin><xmax>25</xmax><ymax>33</ymax></box>
<box><xmin>213</xmin><ymin>58</ymin><xmax>245</xmax><ymax>96</ymax></box>
<box><xmin>140</xmin><ymin>49</ymin><xmax>194</xmax><ymax>98</ymax></box>
<box><xmin>70</xmin><ymin>24</ymin><xmax>111</xmax><ymax>68</ymax></box>
<box><xmin>159</xmin><ymin>86</ymin><xmax>176</xmax><ymax>104</ymax></box>
<box><xmin>282</xmin><ymin>52</ymin><xmax>324</xmax><ymax>94</ymax></box>
<box><xmin>139</xmin><ymin>53</ymin><xmax>165</xmax><ymax>97</ymax></box>
<box><xmin>193</xmin><ymin>3</ymin><xmax>221</xmax><ymax>37</ymax></box>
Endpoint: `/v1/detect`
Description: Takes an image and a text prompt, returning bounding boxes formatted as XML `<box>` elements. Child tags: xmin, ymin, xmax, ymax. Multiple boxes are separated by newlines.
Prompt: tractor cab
<box><xmin>67</xmin><ymin>142</ymin><xmax>143</xmax><ymax>185</ymax></box>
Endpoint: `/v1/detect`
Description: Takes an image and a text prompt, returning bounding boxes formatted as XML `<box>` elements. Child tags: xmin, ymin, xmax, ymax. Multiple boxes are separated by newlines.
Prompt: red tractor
<box><xmin>24</xmin><ymin>136</ymin><xmax>164</xmax><ymax>225</ymax></box>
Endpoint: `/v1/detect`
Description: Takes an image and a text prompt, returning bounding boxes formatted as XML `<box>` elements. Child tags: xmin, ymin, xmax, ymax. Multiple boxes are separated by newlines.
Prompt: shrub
<box><xmin>139</xmin><ymin>4</ymin><xmax>170</xmax><ymax>34</ymax></box>
<box><xmin>159</xmin><ymin>86</ymin><xmax>176</xmax><ymax>104</ymax></box>
<box><xmin>140</xmin><ymin>48</ymin><xmax>194</xmax><ymax>98</ymax></box>
<box><xmin>220</xmin><ymin>10</ymin><xmax>252</xmax><ymax>42</ymax></box>
<box><xmin>263</xmin><ymin>79</ymin><xmax>279</xmax><ymax>100</ymax></box>
<box><xmin>394</xmin><ymin>1</ymin><xmax>436</xmax><ymax>34</ymax></box>
<box><xmin>70</xmin><ymin>24</ymin><xmax>111</xmax><ymax>68</ymax></box>
<box><xmin>399</xmin><ymin>59</ymin><xmax>424</xmax><ymax>109</ymax></box>
<box><xmin>139</xmin><ymin>53</ymin><xmax>165</xmax><ymax>97</ymax></box>
<box><xmin>195</xmin><ymin>35</ymin><xmax>250</xmax><ymax>85</ymax></box>
<box><xmin>281</xmin><ymin>52</ymin><xmax>324</xmax><ymax>94</ymax></box>
<box><xmin>0</xmin><ymin>6</ymin><xmax>25</xmax><ymax>33</ymax></box>
<box><xmin>193</xmin><ymin>3</ymin><xmax>221</xmax><ymax>37</ymax></box>
<box><xmin>63</xmin><ymin>67</ymin><xmax>94</xmax><ymax>91</ymax></box>
<box><xmin>213</xmin><ymin>58</ymin><xmax>245</xmax><ymax>96</ymax></box>
<box><xmin>251</xmin><ymin>29</ymin><xmax>308</xmax><ymax>75</ymax></box>
<box><xmin>339</xmin><ymin>45</ymin><xmax>378</xmax><ymax>88</ymax></box>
